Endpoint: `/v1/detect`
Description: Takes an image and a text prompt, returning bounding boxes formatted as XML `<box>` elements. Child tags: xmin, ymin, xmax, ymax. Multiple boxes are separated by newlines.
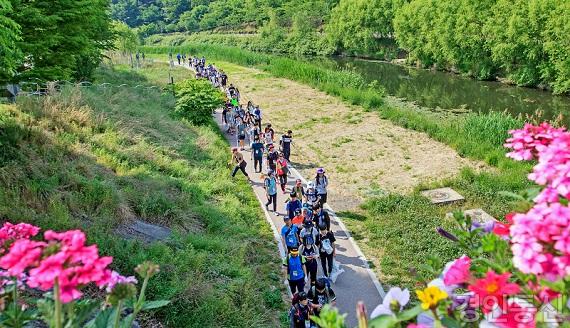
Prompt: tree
<box><xmin>113</xmin><ymin>21</ymin><xmax>140</xmax><ymax>54</ymax></box>
<box><xmin>327</xmin><ymin>0</ymin><xmax>405</xmax><ymax>54</ymax></box>
<box><xmin>9</xmin><ymin>0</ymin><xmax>113</xmax><ymax>82</ymax></box>
<box><xmin>542</xmin><ymin>0</ymin><xmax>570</xmax><ymax>94</ymax></box>
<box><xmin>0</xmin><ymin>0</ymin><xmax>21</xmax><ymax>82</ymax></box>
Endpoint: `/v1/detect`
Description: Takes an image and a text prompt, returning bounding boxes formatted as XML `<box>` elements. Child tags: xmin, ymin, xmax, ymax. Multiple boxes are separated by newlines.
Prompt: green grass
<box><xmin>0</xmin><ymin>62</ymin><xmax>283</xmax><ymax>327</ymax></box>
<box><xmin>143</xmin><ymin>46</ymin><xmax>535</xmax><ymax>293</ymax></box>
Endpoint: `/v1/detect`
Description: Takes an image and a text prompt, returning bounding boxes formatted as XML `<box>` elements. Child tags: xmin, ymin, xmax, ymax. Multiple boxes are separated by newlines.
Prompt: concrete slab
<box><xmin>447</xmin><ymin>208</ymin><xmax>495</xmax><ymax>223</ymax></box>
<box><xmin>421</xmin><ymin>187</ymin><xmax>464</xmax><ymax>205</ymax></box>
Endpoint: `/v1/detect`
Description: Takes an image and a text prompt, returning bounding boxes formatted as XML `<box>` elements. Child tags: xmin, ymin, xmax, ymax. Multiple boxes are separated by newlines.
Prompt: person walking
<box><xmin>313</xmin><ymin>203</ymin><xmax>331</xmax><ymax>232</ymax></box>
<box><xmin>308</xmin><ymin>278</ymin><xmax>336</xmax><ymax>317</ymax></box>
<box><xmin>264</xmin><ymin>171</ymin><xmax>278</xmax><ymax>214</ymax></box>
<box><xmin>292</xmin><ymin>179</ymin><xmax>305</xmax><ymax>200</ymax></box>
<box><xmin>289</xmin><ymin>292</ymin><xmax>313</xmax><ymax>328</ymax></box>
<box><xmin>177</xmin><ymin>53</ymin><xmax>181</xmax><ymax>65</ymax></box>
<box><xmin>285</xmin><ymin>192</ymin><xmax>303</xmax><ymax>220</ymax></box>
<box><xmin>317</xmin><ymin>225</ymin><xmax>336</xmax><ymax>277</ymax></box>
<box><xmin>266</xmin><ymin>145</ymin><xmax>278</xmax><ymax>172</ymax></box>
<box><xmin>276</xmin><ymin>153</ymin><xmax>289</xmax><ymax>193</ymax></box>
<box><xmin>282</xmin><ymin>247</ymin><xmax>307</xmax><ymax>295</ymax></box>
<box><xmin>314</xmin><ymin>168</ymin><xmax>328</xmax><ymax>207</ymax></box>
<box><xmin>304</xmin><ymin>181</ymin><xmax>319</xmax><ymax>207</ymax></box>
<box><xmin>251</xmin><ymin>136</ymin><xmax>265</xmax><ymax>173</ymax></box>
<box><xmin>301</xmin><ymin>228</ymin><xmax>319</xmax><ymax>286</ymax></box>
<box><xmin>264</xmin><ymin>124</ymin><xmax>274</xmax><ymax>146</ymax></box>
<box><xmin>230</xmin><ymin>148</ymin><xmax>249</xmax><ymax>180</ymax></box>
<box><xmin>282</xmin><ymin>215</ymin><xmax>301</xmax><ymax>251</ymax></box>
<box><xmin>280</xmin><ymin>130</ymin><xmax>293</xmax><ymax>162</ymax></box>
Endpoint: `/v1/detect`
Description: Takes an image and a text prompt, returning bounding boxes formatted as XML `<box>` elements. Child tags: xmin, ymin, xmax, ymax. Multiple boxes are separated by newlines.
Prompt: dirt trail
<box><xmin>219</xmin><ymin>62</ymin><xmax>483</xmax><ymax>211</ymax></box>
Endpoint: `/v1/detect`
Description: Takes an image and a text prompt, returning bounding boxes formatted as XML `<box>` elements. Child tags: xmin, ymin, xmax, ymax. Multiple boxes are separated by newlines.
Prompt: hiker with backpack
<box><xmin>317</xmin><ymin>225</ymin><xmax>336</xmax><ymax>277</ymax></box>
<box><xmin>304</xmin><ymin>181</ymin><xmax>320</xmax><ymax>208</ymax></box>
<box><xmin>282</xmin><ymin>216</ymin><xmax>300</xmax><ymax>252</ymax></box>
<box><xmin>282</xmin><ymin>247</ymin><xmax>307</xmax><ymax>295</ymax></box>
<box><xmin>300</xmin><ymin>220</ymin><xmax>319</xmax><ymax>287</ymax></box>
<box><xmin>264</xmin><ymin>171</ymin><xmax>278</xmax><ymax>214</ymax></box>
<box><xmin>276</xmin><ymin>152</ymin><xmax>289</xmax><ymax>193</ymax></box>
<box><xmin>266</xmin><ymin>144</ymin><xmax>278</xmax><ymax>172</ymax></box>
<box><xmin>308</xmin><ymin>278</ymin><xmax>336</xmax><ymax>317</ymax></box>
<box><xmin>291</xmin><ymin>209</ymin><xmax>305</xmax><ymax>228</ymax></box>
<box><xmin>251</xmin><ymin>135</ymin><xmax>265</xmax><ymax>173</ymax></box>
<box><xmin>314</xmin><ymin>168</ymin><xmax>329</xmax><ymax>207</ymax></box>
<box><xmin>230</xmin><ymin>148</ymin><xmax>250</xmax><ymax>181</ymax></box>
<box><xmin>312</xmin><ymin>203</ymin><xmax>331</xmax><ymax>232</ymax></box>
<box><xmin>286</xmin><ymin>192</ymin><xmax>303</xmax><ymax>220</ymax></box>
<box><xmin>292</xmin><ymin>179</ymin><xmax>305</xmax><ymax>200</ymax></box>
<box><xmin>289</xmin><ymin>292</ymin><xmax>313</xmax><ymax>328</ymax></box>
<box><xmin>280</xmin><ymin>130</ymin><xmax>293</xmax><ymax>162</ymax></box>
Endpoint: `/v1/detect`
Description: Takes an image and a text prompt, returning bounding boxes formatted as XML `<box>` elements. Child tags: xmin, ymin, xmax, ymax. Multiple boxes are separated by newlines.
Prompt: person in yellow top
<box><xmin>230</xmin><ymin>147</ymin><xmax>250</xmax><ymax>181</ymax></box>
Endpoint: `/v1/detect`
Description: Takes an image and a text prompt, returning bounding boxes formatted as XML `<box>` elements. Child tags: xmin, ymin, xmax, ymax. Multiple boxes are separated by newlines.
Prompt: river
<box><xmin>327</xmin><ymin>57</ymin><xmax>570</xmax><ymax>125</ymax></box>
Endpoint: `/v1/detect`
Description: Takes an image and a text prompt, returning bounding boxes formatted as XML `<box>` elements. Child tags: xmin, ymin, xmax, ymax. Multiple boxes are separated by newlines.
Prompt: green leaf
<box><xmin>84</xmin><ymin>308</ymin><xmax>114</xmax><ymax>328</ymax></box>
<box><xmin>368</xmin><ymin>314</ymin><xmax>399</xmax><ymax>328</ymax></box>
<box><xmin>396</xmin><ymin>305</ymin><xmax>423</xmax><ymax>321</ymax></box>
<box><xmin>141</xmin><ymin>300</ymin><xmax>171</xmax><ymax>311</ymax></box>
<box><xmin>441</xmin><ymin>317</ymin><xmax>461</xmax><ymax>328</ymax></box>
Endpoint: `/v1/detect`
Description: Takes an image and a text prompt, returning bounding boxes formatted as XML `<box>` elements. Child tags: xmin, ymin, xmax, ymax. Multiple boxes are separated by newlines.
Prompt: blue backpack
<box><xmin>284</xmin><ymin>226</ymin><xmax>298</xmax><ymax>248</ymax></box>
<box><xmin>287</xmin><ymin>255</ymin><xmax>304</xmax><ymax>280</ymax></box>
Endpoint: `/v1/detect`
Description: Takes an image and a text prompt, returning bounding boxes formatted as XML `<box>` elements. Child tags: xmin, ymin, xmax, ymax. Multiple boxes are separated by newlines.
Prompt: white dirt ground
<box><xmin>219</xmin><ymin>62</ymin><xmax>484</xmax><ymax>211</ymax></box>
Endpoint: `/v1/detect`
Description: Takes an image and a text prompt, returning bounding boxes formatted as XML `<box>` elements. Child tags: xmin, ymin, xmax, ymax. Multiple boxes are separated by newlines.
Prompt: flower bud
<box><xmin>135</xmin><ymin>261</ymin><xmax>160</xmax><ymax>279</ymax></box>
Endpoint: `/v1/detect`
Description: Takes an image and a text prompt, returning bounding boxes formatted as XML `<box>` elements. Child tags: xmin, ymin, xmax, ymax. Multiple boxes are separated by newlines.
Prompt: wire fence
<box><xmin>11</xmin><ymin>80</ymin><xmax>166</xmax><ymax>99</ymax></box>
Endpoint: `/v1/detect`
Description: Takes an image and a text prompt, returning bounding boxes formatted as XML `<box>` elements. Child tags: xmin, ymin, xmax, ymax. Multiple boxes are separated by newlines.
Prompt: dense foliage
<box><xmin>1</xmin><ymin>0</ymin><xmax>113</xmax><ymax>83</ymax></box>
<box><xmin>0</xmin><ymin>0</ymin><xmax>20</xmax><ymax>82</ymax></box>
<box><xmin>393</xmin><ymin>0</ymin><xmax>570</xmax><ymax>93</ymax></box>
<box><xmin>122</xmin><ymin>0</ymin><xmax>570</xmax><ymax>93</ymax></box>
<box><xmin>174</xmin><ymin>78</ymin><xmax>225</xmax><ymax>125</ymax></box>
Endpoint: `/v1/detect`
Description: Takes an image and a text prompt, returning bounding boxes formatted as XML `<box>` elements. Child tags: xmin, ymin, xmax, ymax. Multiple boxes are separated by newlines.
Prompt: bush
<box><xmin>173</xmin><ymin>79</ymin><xmax>225</xmax><ymax>125</ymax></box>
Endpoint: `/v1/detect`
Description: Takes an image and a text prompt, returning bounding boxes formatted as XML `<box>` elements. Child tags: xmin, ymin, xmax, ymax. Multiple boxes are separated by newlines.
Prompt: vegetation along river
<box><xmin>328</xmin><ymin>58</ymin><xmax>570</xmax><ymax>126</ymax></box>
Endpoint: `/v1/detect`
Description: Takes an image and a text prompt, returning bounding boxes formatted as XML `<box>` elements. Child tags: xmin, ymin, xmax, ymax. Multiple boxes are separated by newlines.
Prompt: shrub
<box><xmin>173</xmin><ymin>79</ymin><xmax>225</xmax><ymax>125</ymax></box>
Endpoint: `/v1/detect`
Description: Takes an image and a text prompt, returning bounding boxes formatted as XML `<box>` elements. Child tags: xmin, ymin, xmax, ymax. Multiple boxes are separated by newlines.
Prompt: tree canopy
<box><xmin>2</xmin><ymin>0</ymin><xmax>114</xmax><ymax>83</ymax></box>
<box><xmin>106</xmin><ymin>0</ymin><xmax>569</xmax><ymax>93</ymax></box>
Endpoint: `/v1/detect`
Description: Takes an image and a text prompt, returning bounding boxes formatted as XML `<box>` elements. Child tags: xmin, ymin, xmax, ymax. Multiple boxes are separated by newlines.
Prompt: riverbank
<box><xmin>143</xmin><ymin>48</ymin><xmax>534</xmax><ymax>291</ymax></box>
<box><xmin>0</xmin><ymin>63</ymin><xmax>284</xmax><ymax>327</ymax></box>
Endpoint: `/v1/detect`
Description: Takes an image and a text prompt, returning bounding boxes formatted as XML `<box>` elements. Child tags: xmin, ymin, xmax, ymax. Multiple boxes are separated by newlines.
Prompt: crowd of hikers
<box><xmin>187</xmin><ymin>56</ymin><xmax>340</xmax><ymax>327</ymax></box>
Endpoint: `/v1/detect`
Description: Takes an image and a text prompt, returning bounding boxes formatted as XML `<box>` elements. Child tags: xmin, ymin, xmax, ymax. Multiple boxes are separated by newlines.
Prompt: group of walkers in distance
<box><xmin>187</xmin><ymin>55</ymin><xmax>338</xmax><ymax>328</ymax></box>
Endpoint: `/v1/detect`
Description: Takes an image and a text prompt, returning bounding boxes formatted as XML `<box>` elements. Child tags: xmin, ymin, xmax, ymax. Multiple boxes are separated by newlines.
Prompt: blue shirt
<box><xmin>281</xmin><ymin>224</ymin><xmax>299</xmax><ymax>247</ymax></box>
<box><xmin>264</xmin><ymin>177</ymin><xmax>277</xmax><ymax>195</ymax></box>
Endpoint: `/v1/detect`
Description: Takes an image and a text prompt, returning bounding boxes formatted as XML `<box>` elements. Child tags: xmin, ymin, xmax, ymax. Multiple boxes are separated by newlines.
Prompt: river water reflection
<box><xmin>327</xmin><ymin>57</ymin><xmax>570</xmax><ymax>125</ymax></box>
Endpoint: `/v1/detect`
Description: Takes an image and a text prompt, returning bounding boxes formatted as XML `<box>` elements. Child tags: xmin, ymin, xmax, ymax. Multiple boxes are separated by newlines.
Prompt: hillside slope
<box><xmin>0</xmin><ymin>63</ymin><xmax>283</xmax><ymax>327</ymax></box>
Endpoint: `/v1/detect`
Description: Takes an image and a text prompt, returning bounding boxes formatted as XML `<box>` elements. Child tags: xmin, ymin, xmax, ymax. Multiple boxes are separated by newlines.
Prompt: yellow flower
<box><xmin>416</xmin><ymin>286</ymin><xmax>448</xmax><ymax>310</ymax></box>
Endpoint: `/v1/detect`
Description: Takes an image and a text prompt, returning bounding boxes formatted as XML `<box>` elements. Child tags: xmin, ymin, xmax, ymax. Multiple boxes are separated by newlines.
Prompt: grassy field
<box><xmin>140</xmin><ymin>45</ymin><xmax>535</xmax><ymax>291</ymax></box>
<box><xmin>0</xmin><ymin>62</ymin><xmax>284</xmax><ymax>327</ymax></box>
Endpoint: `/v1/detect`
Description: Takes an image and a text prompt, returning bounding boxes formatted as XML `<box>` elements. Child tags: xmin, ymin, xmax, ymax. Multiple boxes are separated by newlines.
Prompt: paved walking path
<box><xmin>174</xmin><ymin>62</ymin><xmax>384</xmax><ymax>326</ymax></box>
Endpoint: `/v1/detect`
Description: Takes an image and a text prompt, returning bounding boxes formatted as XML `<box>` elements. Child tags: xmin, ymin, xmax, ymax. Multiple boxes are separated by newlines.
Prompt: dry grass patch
<box><xmin>219</xmin><ymin>62</ymin><xmax>485</xmax><ymax>210</ymax></box>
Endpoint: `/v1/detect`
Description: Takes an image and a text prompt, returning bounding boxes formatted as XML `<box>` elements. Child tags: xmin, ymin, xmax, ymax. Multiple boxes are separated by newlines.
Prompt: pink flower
<box><xmin>0</xmin><ymin>222</ymin><xmax>40</xmax><ymax>242</ymax></box>
<box><xmin>504</xmin><ymin>123</ymin><xmax>566</xmax><ymax>161</ymax></box>
<box><xmin>27</xmin><ymin>252</ymin><xmax>67</xmax><ymax>290</ymax></box>
<box><xmin>443</xmin><ymin>255</ymin><xmax>471</xmax><ymax>286</ymax></box>
<box><xmin>407</xmin><ymin>325</ymin><xmax>429</xmax><ymax>328</ymax></box>
<box><xmin>468</xmin><ymin>271</ymin><xmax>520</xmax><ymax>314</ymax></box>
<box><xmin>0</xmin><ymin>239</ymin><xmax>45</xmax><ymax>276</ymax></box>
<box><xmin>105</xmin><ymin>270</ymin><xmax>138</xmax><ymax>292</ymax></box>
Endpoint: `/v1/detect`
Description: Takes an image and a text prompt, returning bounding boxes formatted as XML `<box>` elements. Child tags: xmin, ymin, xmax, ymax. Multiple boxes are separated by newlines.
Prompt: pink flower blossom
<box><xmin>0</xmin><ymin>222</ymin><xmax>40</xmax><ymax>242</ymax></box>
<box><xmin>504</xmin><ymin>123</ymin><xmax>566</xmax><ymax>161</ymax></box>
<box><xmin>0</xmin><ymin>239</ymin><xmax>45</xmax><ymax>276</ymax></box>
<box><xmin>105</xmin><ymin>271</ymin><xmax>138</xmax><ymax>292</ymax></box>
<box><xmin>443</xmin><ymin>255</ymin><xmax>471</xmax><ymax>286</ymax></box>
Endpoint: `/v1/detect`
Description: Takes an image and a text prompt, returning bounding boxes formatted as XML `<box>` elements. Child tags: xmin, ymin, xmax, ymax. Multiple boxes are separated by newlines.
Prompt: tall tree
<box><xmin>10</xmin><ymin>0</ymin><xmax>113</xmax><ymax>81</ymax></box>
<box><xmin>0</xmin><ymin>0</ymin><xmax>21</xmax><ymax>82</ymax></box>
